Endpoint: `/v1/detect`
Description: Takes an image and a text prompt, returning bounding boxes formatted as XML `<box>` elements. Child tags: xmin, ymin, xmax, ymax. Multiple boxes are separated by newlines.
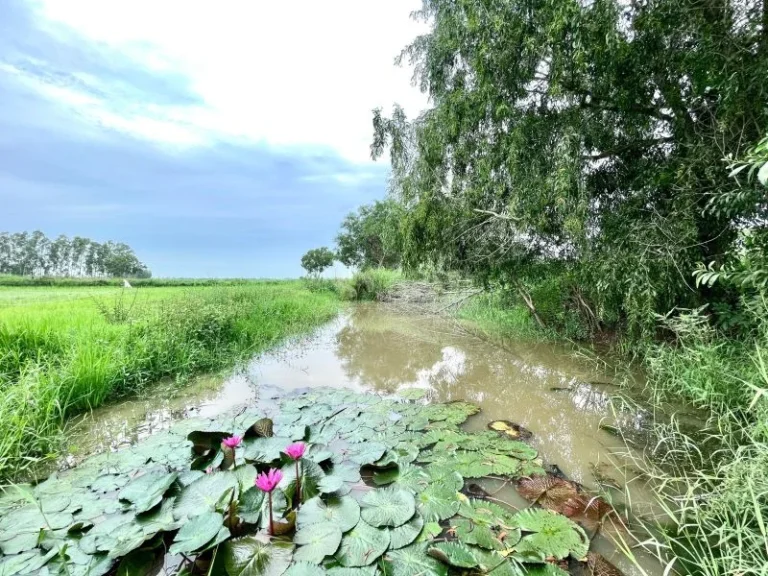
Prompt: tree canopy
<box><xmin>301</xmin><ymin>247</ymin><xmax>336</xmax><ymax>277</ymax></box>
<box><xmin>335</xmin><ymin>199</ymin><xmax>405</xmax><ymax>270</ymax></box>
<box><xmin>0</xmin><ymin>231</ymin><xmax>151</xmax><ymax>278</ymax></box>
<box><xmin>372</xmin><ymin>0</ymin><xmax>768</xmax><ymax>336</ymax></box>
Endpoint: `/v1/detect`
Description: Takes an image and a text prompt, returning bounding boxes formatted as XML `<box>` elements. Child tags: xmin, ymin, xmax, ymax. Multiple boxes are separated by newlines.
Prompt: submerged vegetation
<box><xmin>0</xmin><ymin>387</ymin><xmax>623</xmax><ymax>576</ymax></box>
<box><xmin>0</xmin><ymin>283</ymin><xmax>340</xmax><ymax>479</ymax></box>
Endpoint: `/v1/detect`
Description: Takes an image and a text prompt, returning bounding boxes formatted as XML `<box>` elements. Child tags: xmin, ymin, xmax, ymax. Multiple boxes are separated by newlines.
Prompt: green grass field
<box><xmin>0</xmin><ymin>281</ymin><xmax>341</xmax><ymax>479</ymax></box>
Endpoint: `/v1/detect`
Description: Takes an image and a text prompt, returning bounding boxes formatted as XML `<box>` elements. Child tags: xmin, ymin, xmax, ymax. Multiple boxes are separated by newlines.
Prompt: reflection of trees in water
<box><xmin>334</xmin><ymin>308</ymin><xmax>618</xmax><ymax>416</ymax></box>
<box><xmin>335</xmin><ymin>315</ymin><xmax>445</xmax><ymax>392</ymax></box>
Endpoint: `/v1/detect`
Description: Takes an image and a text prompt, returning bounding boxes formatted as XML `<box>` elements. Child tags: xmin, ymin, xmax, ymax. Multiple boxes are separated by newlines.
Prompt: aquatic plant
<box><xmin>256</xmin><ymin>469</ymin><xmax>284</xmax><ymax>535</ymax></box>
<box><xmin>285</xmin><ymin>442</ymin><xmax>306</xmax><ymax>506</ymax></box>
<box><xmin>0</xmin><ymin>388</ymin><xmax>619</xmax><ymax>575</ymax></box>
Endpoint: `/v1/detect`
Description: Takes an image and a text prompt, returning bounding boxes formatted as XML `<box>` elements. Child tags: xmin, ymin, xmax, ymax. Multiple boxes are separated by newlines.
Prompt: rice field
<box><xmin>0</xmin><ymin>281</ymin><xmax>341</xmax><ymax>479</ymax></box>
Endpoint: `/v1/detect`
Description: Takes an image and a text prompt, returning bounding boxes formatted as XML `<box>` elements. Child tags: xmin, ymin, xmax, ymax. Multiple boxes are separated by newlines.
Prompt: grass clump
<box><xmin>0</xmin><ymin>283</ymin><xmax>340</xmax><ymax>479</ymax></box>
<box><xmin>347</xmin><ymin>268</ymin><xmax>402</xmax><ymax>300</ymax></box>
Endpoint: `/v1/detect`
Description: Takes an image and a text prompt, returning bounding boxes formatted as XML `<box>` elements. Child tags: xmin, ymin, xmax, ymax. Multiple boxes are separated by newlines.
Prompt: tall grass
<box><xmin>615</xmin><ymin>306</ymin><xmax>768</xmax><ymax>576</ymax></box>
<box><xmin>0</xmin><ymin>283</ymin><xmax>340</xmax><ymax>479</ymax></box>
<box><xmin>347</xmin><ymin>268</ymin><xmax>402</xmax><ymax>300</ymax></box>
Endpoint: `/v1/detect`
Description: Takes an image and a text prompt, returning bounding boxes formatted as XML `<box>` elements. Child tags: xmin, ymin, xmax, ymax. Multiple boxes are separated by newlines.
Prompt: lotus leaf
<box><xmin>428</xmin><ymin>541</ymin><xmax>479</xmax><ymax>568</ymax></box>
<box><xmin>381</xmin><ymin>543</ymin><xmax>448</xmax><ymax>576</ymax></box>
<box><xmin>173</xmin><ymin>472</ymin><xmax>236</xmax><ymax>520</ymax></box>
<box><xmin>283</xmin><ymin>562</ymin><xmax>326</xmax><ymax>576</ymax></box>
<box><xmin>297</xmin><ymin>495</ymin><xmax>360</xmax><ymax>533</ymax></box>
<box><xmin>388</xmin><ymin>513</ymin><xmax>424</xmax><ymax>550</ymax></box>
<box><xmin>334</xmin><ymin>519</ymin><xmax>389</xmax><ymax>567</ymax></box>
<box><xmin>223</xmin><ymin>537</ymin><xmax>294</xmax><ymax>576</ymax></box>
<box><xmin>361</xmin><ymin>487</ymin><xmax>416</xmax><ymax>528</ymax></box>
<box><xmin>168</xmin><ymin>511</ymin><xmax>224</xmax><ymax>555</ymax></box>
<box><xmin>118</xmin><ymin>471</ymin><xmax>177</xmax><ymax>514</ymax></box>
<box><xmin>452</xmin><ymin>518</ymin><xmax>507</xmax><ymax>551</ymax></box>
<box><xmin>511</xmin><ymin>508</ymin><xmax>589</xmax><ymax>561</ymax></box>
<box><xmin>293</xmin><ymin>522</ymin><xmax>342</xmax><ymax>564</ymax></box>
<box><xmin>416</xmin><ymin>483</ymin><xmax>460</xmax><ymax>523</ymax></box>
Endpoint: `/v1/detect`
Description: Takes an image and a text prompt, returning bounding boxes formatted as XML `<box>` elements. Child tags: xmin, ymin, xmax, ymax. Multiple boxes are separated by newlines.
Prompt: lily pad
<box><xmin>223</xmin><ymin>537</ymin><xmax>294</xmax><ymax>576</ymax></box>
<box><xmin>279</xmin><ymin>458</ymin><xmax>327</xmax><ymax>502</ymax></box>
<box><xmin>452</xmin><ymin>518</ymin><xmax>507</xmax><ymax>550</ymax></box>
<box><xmin>293</xmin><ymin>522</ymin><xmax>342</xmax><ymax>564</ymax></box>
<box><xmin>382</xmin><ymin>543</ymin><xmax>448</xmax><ymax>576</ymax></box>
<box><xmin>334</xmin><ymin>520</ymin><xmax>390</xmax><ymax>567</ymax></box>
<box><xmin>428</xmin><ymin>541</ymin><xmax>479</xmax><ymax>568</ymax></box>
<box><xmin>173</xmin><ymin>472</ymin><xmax>236</xmax><ymax>520</ymax></box>
<box><xmin>283</xmin><ymin>562</ymin><xmax>327</xmax><ymax>576</ymax></box>
<box><xmin>361</xmin><ymin>487</ymin><xmax>416</xmax><ymax>528</ymax></box>
<box><xmin>119</xmin><ymin>471</ymin><xmax>177</xmax><ymax>514</ymax></box>
<box><xmin>238</xmin><ymin>487</ymin><xmax>265</xmax><ymax>524</ymax></box>
<box><xmin>416</xmin><ymin>484</ymin><xmax>460</xmax><ymax>523</ymax></box>
<box><xmin>511</xmin><ymin>508</ymin><xmax>589</xmax><ymax>561</ymax></box>
<box><xmin>298</xmin><ymin>495</ymin><xmax>360</xmax><ymax>533</ymax></box>
<box><xmin>169</xmin><ymin>511</ymin><xmax>225</xmax><ymax>555</ymax></box>
<box><xmin>388</xmin><ymin>514</ymin><xmax>424</xmax><ymax>550</ymax></box>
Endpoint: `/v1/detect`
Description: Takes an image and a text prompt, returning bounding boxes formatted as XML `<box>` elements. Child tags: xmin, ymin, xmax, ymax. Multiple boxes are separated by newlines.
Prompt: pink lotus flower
<box><xmin>285</xmin><ymin>442</ymin><xmax>306</xmax><ymax>460</ymax></box>
<box><xmin>285</xmin><ymin>442</ymin><xmax>306</xmax><ymax>508</ymax></box>
<box><xmin>256</xmin><ymin>468</ymin><xmax>284</xmax><ymax>535</ymax></box>
<box><xmin>255</xmin><ymin>468</ymin><xmax>283</xmax><ymax>493</ymax></box>
<box><xmin>222</xmin><ymin>435</ymin><xmax>243</xmax><ymax>449</ymax></box>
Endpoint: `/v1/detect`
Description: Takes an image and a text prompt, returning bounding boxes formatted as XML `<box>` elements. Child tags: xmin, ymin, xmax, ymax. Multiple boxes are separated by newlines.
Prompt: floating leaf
<box><xmin>119</xmin><ymin>471</ymin><xmax>177</xmax><ymax>514</ymax></box>
<box><xmin>376</xmin><ymin>464</ymin><xmax>431</xmax><ymax>494</ymax></box>
<box><xmin>417</xmin><ymin>522</ymin><xmax>442</xmax><ymax>542</ymax></box>
<box><xmin>452</xmin><ymin>518</ymin><xmax>507</xmax><ymax>550</ymax></box>
<box><xmin>382</xmin><ymin>542</ymin><xmax>448</xmax><ymax>576</ymax></box>
<box><xmin>428</xmin><ymin>541</ymin><xmax>479</xmax><ymax>568</ymax></box>
<box><xmin>223</xmin><ymin>537</ymin><xmax>294</xmax><ymax>576</ymax></box>
<box><xmin>361</xmin><ymin>487</ymin><xmax>416</xmax><ymax>528</ymax></box>
<box><xmin>293</xmin><ymin>522</ymin><xmax>342</xmax><ymax>564</ymax></box>
<box><xmin>298</xmin><ymin>495</ymin><xmax>360</xmax><ymax>533</ymax></box>
<box><xmin>280</xmin><ymin>459</ymin><xmax>327</xmax><ymax>502</ymax></box>
<box><xmin>283</xmin><ymin>562</ymin><xmax>326</xmax><ymax>576</ymax></box>
<box><xmin>347</xmin><ymin>442</ymin><xmax>387</xmax><ymax>466</ymax></box>
<box><xmin>335</xmin><ymin>520</ymin><xmax>390</xmax><ymax>567</ymax></box>
<box><xmin>169</xmin><ymin>511</ymin><xmax>225</xmax><ymax>555</ymax></box>
<box><xmin>511</xmin><ymin>508</ymin><xmax>589</xmax><ymax>561</ymax></box>
<box><xmin>173</xmin><ymin>472</ymin><xmax>236</xmax><ymax>520</ymax></box>
<box><xmin>388</xmin><ymin>514</ymin><xmax>424</xmax><ymax>550</ymax></box>
<box><xmin>417</xmin><ymin>483</ymin><xmax>460</xmax><ymax>523</ymax></box>
<box><xmin>238</xmin><ymin>487</ymin><xmax>265</xmax><ymax>524</ymax></box>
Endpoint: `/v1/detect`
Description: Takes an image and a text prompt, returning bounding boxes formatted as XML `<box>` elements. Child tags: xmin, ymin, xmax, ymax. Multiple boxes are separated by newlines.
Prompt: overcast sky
<box><xmin>0</xmin><ymin>0</ymin><xmax>427</xmax><ymax>277</ymax></box>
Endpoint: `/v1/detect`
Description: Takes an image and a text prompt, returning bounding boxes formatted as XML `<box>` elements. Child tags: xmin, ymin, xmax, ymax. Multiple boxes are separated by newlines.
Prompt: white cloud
<box><xmin>29</xmin><ymin>0</ymin><xmax>429</xmax><ymax>162</ymax></box>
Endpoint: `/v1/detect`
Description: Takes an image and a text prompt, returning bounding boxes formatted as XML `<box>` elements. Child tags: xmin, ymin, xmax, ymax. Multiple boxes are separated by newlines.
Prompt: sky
<box><xmin>0</xmin><ymin>0</ymin><xmax>427</xmax><ymax>277</ymax></box>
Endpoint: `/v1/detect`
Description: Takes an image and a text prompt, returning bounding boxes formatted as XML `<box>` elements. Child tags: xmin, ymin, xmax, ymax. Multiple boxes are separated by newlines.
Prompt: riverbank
<box><xmin>0</xmin><ymin>281</ymin><xmax>341</xmax><ymax>479</ymax></box>
<box><xmin>453</xmin><ymin>286</ymin><xmax>768</xmax><ymax>576</ymax></box>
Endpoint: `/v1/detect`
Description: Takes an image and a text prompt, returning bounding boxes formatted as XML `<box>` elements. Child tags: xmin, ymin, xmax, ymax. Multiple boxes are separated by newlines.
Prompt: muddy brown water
<box><xmin>67</xmin><ymin>304</ymin><xmax>662</xmax><ymax>575</ymax></box>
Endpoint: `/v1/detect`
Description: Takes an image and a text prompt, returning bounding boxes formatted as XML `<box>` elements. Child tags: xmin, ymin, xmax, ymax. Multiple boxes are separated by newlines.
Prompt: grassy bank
<box><xmin>0</xmin><ymin>282</ymin><xmax>340</xmax><ymax>479</ymax></box>
<box><xmin>450</xmin><ymin>279</ymin><xmax>768</xmax><ymax>576</ymax></box>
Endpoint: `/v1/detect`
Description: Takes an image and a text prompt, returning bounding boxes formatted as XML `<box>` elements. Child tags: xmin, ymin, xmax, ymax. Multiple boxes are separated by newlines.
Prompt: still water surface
<box><xmin>68</xmin><ymin>305</ymin><xmax>659</xmax><ymax>574</ymax></box>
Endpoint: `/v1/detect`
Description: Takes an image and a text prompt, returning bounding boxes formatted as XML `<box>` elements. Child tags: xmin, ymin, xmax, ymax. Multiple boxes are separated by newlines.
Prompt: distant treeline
<box><xmin>0</xmin><ymin>231</ymin><xmax>151</xmax><ymax>278</ymax></box>
<box><xmin>0</xmin><ymin>275</ymin><xmax>289</xmax><ymax>287</ymax></box>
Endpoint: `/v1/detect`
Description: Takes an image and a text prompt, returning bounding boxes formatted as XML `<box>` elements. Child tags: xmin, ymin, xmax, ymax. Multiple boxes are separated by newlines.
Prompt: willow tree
<box><xmin>373</xmin><ymin>0</ymin><xmax>768</xmax><ymax>335</ymax></box>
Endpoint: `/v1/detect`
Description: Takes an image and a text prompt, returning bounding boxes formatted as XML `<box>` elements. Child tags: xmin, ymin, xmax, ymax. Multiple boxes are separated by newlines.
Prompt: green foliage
<box><xmin>0</xmin><ymin>387</ymin><xmax>593</xmax><ymax>576</ymax></box>
<box><xmin>336</xmin><ymin>199</ymin><xmax>405</xmax><ymax>270</ymax></box>
<box><xmin>370</xmin><ymin>0</ymin><xmax>768</xmax><ymax>338</ymax></box>
<box><xmin>301</xmin><ymin>248</ymin><xmax>336</xmax><ymax>278</ymax></box>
